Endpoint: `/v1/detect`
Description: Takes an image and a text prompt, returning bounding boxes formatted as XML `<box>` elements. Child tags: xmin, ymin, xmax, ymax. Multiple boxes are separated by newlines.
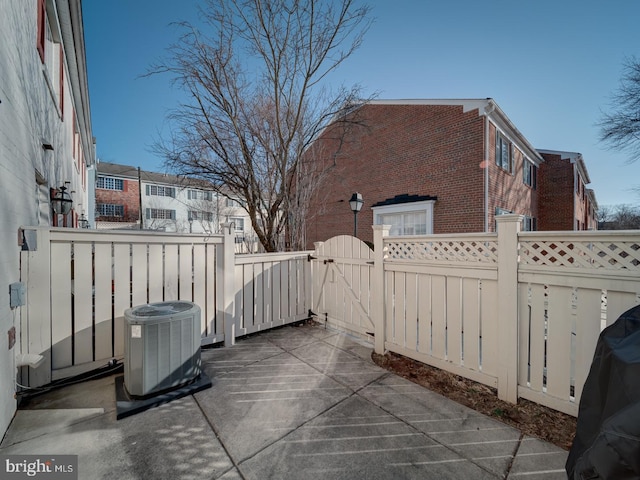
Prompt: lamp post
<box><xmin>349</xmin><ymin>192</ymin><xmax>363</xmax><ymax>237</ymax></box>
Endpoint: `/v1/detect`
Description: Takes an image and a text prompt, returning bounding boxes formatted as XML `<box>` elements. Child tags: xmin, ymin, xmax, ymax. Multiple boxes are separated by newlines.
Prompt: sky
<box><xmin>82</xmin><ymin>1</ymin><xmax>640</xmax><ymax>208</ymax></box>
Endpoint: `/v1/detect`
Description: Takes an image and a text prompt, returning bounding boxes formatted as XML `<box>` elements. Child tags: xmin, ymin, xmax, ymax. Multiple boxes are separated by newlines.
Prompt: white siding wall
<box><xmin>0</xmin><ymin>0</ymin><xmax>92</xmax><ymax>436</ymax></box>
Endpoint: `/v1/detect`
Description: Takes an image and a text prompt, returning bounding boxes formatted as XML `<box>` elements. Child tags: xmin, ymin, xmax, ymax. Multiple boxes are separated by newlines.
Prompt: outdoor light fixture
<box><xmin>349</xmin><ymin>192</ymin><xmax>363</xmax><ymax>237</ymax></box>
<box><xmin>79</xmin><ymin>214</ymin><xmax>90</xmax><ymax>229</ymax></box>
<box><xmin>51</xmin><ymin>185</ymin><xmax>73</xmax><ymax>215</ymax></box>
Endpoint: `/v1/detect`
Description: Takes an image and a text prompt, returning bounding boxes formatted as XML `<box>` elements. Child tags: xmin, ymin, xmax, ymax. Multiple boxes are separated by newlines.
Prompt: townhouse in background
<box><xmin>304</xmin><ymin>99</ymin><xmax>597</xmax><ymax>246</ymax></box>
<box><xmin>96</xmin><ymin>161</ymin><xmax>255</xmax><ymax>247</ymax></box>
<box><xmin>0</xmin><ymin>0</ymin><xmax>95</xmax><ymax>436</ymax></box>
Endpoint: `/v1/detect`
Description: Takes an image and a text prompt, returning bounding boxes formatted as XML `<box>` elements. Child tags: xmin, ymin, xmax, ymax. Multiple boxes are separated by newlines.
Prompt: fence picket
<box><xmin>51</xmin><ymin>242</ymin><xmax>72</xmax><ymax>369</ymax></box>
<box><xmin>93</xmin><ymin>243</ymin><xmax>112</xmax><ymax>360</ymax></box>
<box><xmin>462</xmin><ymin>277</ymin><xmax>479</xmax><ymax>371</ymax></box>
<box><xmin>73</xmin><ymin>242</ymin><xmax>93</xmax><ymax>365</ymax></box>
<box><xmin>479</xmin><ymin>280</ymin><xmax>498</xmax><ymax>377</ymax></box>
<box><xmin>417</xmin><ymin>274</ymin><xmax>432</xmax><ymax>355</ymax></box>
<box><xmin>148</xmin><ymin>244</ymin><xmax>164</xmax><ymax>303</ymax></box>
<box><xmin>546</xmin><ymin>286</ymin><xmax>573</xmax><ymax>400</ymax></box>
<box><xmin>446</xmin><ymin>276</ymin><xmax>462</xmax><ymax>364</ymax></box>
<box><xmin>431</xmin><ymin>275</ymin><xmax>447</xmax><ymax>360</ymax></box>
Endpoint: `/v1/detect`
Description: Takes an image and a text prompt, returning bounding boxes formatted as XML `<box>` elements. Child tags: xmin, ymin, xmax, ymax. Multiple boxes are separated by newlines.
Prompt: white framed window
<box><xmin>97</xmin><ymin>203</ymin><xmax>124</xmax><ymax>217</ymax></box>
<box><xmin>145</xmin><ymin>184</ymin><xmax>175</xmax><ymax>197</ymax></box>
<box><xmin>229</xmin><ymin>217</ymin><xmax>244</xmax><ymax>232</ymax></box>
<box><xmin>225</xmin><ymin>198</ymin><xmax>244</xmax><ymax>208</ymax></box>
<box><xmin>496</xmin><ymin>132</ymin><xmax>512</xmax><ymax>173</ymax></box>
<box><xmin>146</xmin><ymin>208</ymin><xmax>176</xmax><ymax>220</ymax></box>
<box><xmin>188</xmin><ymin>190</ymin><xmax>213</xmax><ymax>201</ymax></box>
<box><xmin>97</xmin><ymin>176</ymin><xmax>124</xmax><ymax>190</ymax></box>
<box><xmin>372</xmin><ymin>200</ymin><xmax>435</xmax><ymax>236</ymax></box>
<box><xmin>189</xmin><ymin>210</ymin><xmax>213</xmax><ymax>221</ymax></box>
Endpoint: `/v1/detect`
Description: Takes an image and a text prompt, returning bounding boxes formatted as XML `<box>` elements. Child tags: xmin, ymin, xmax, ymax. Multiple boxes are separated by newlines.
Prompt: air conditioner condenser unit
<box><xmin>124</xmin><ymin>301</ymin><xmax>202</xmax><ymax>397</ymax></box>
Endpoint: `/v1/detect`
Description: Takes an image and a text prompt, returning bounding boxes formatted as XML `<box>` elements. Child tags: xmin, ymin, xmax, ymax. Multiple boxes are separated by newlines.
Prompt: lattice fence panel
<box><xmin>520</xmin><ymin>240</ymin><xmax>640</xmax><ymax>270</ymax></box>
<box><xmin>386</xmin><ymin>239</ymin><xmax>498</xmax><ymax>263</ymax></box>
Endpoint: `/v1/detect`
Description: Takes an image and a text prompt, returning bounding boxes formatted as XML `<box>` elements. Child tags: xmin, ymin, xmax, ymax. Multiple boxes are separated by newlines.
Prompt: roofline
<box><xmin>537</xmin><ymin>149</ymin><xmax>591</xmax><ymax>184</ymax></box>
<box><xmin>97</xmin><ymin>161</ymin><xmax>216</xmax><ymax>189</ymax></box>
<box><xmin>364</xmin><ymin>98</ymin><xmax>544</xmax><ymax>164</ymax></box>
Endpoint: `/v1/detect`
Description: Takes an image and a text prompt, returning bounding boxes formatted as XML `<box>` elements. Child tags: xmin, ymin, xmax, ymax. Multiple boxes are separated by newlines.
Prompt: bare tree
<box><xmin>150</xmin><ymin>0</ymin><xmax>372</xmax><ymax>251</ymax></box>
<box><xmin>598</xmin><ymin>204</ymin><xmax>640</xmax><ymax>230</ymax></box>
<box><xmin>599</xmin><ymin>57</ymin><xmax>640</xmax><ymax>163</ymax></box>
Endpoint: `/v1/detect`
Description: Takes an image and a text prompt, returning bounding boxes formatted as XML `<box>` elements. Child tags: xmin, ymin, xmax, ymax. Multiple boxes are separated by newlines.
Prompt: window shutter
<box><xmin>171</xmin><ymin>210</ymin><xmax>176</xmax><ymax>220</ymax></box>
<box><xmin>37</xmin><ymin>0</ymin><xmax>46</xmax><ymax>62</ymax></box>
<box><xmin>145</xmin><ymin>208</ymin><xmax>150</xmax><ymax>220</ymax></box>
<box><xmin>145</xmin><ymin>185</ymin><xmax>150</xmax><ymax>196</ymax></box>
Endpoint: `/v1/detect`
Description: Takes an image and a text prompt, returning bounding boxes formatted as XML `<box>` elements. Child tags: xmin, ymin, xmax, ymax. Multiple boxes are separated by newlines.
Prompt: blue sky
<box><xmin>82</xmin><ymin>1</ymin><xmax>640</xmax><ymax>207</ymax></box>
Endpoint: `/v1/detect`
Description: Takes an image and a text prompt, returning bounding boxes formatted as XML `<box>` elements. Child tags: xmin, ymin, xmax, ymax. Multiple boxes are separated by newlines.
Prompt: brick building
<box><xmin>95</xmin><ymin>162</ymin><xmax>141</xmax><ymax>227</ymax></box>
<box><xmin>304</xmin><ymin>99</ymin><xmax>597</xmax><ymax>247</ymax></box>
<box><xmin>538</xmin><ymin>150</ymin><xmax>598</xmax><ymax>231</ymax></box>
<box><xmin>96</xmin><ymin>162</ymin><xmax>256</xmax><ymax>247</ymax></box>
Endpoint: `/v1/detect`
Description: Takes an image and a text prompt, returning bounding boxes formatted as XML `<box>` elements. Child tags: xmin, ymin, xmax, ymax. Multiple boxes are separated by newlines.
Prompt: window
<box><xmin>97</xmin><ymin>176</ymin><xmax>124</xmax><ymax>190</ymax></box>
<box><xmin>97</xmin><ymin>204</ymin><xmax>124</xmax><ymax>217</ymax></box>
<box><xmin>188</xmin><ymin>190</ymin><xmax>213</xmax><ymax>201</ymax></box>
<box><xmin>230</xmin><ymin>217</ymin><xmax>244</xmax><ymax>232</ymax></box>
<box><xmin>189</xmin><ymin>211</ymin><xmax>213</xmax><ymax>222</ymax></box>
<box><xmin>523</xmin><ymin>160</ymin><xmax>537</xmax><ymax>188</ymax></box>
<box><xmin>146</xmin><ymin>208</ymin><xmax>176</xmax><ymax>220</ymax></box>
<box><xmin>372</xmin><ymin>199</ymin><xmax>435</xmax><ymax>236</ymax></box>
<box><xmin>380</xmin><ymin>212</ymin><xmax>427</xmax><ymax>235</ymax></box>
<box><xmin>146</xmin><ymin>185</ymin><xmax>175</xmax><ymax>197</ymax></box>
<box><xmin>226</xmin><ymin>198</ymin><xmax>243</xmax><ymax>208</ymax></box>
<box><xmin>496</xmin><ymin>132</ymin><xmax>512</xmax><ymax>173</ymax></box>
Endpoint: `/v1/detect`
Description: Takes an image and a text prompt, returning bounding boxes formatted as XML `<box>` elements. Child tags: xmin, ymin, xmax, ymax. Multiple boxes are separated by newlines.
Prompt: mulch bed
<box><xmin>372</xmin><ymin>351</ymin><xmax>576</xmax><ymax>450</ymax></box>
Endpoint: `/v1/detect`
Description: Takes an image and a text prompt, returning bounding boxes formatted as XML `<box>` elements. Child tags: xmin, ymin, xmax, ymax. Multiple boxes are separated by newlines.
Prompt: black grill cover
<box><xmin>566</xmin><ymin>304</ymin><xmax>640</xmax><ymax>479</ymax></box>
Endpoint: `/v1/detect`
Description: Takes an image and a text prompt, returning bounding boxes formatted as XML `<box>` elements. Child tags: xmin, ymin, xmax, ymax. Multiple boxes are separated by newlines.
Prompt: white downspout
<box><xmin>483</xmin><ymin>101</ymin><xmax>495</xmax><ymax>232</ymax></box>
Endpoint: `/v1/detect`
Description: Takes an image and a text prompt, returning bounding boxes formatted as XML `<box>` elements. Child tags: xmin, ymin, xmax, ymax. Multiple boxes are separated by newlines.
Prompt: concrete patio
<box><xmin>1</xmin><ymin>321</ymin><xmax>568</xmax><ymax>479</ymax></box>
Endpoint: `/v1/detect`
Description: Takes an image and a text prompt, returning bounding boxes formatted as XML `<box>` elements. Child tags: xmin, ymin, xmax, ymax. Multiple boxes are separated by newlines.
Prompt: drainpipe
<box><xmin>483</xmin><ymin>101</ymin><xmax>495</xmax><ymax>232</ymax></box>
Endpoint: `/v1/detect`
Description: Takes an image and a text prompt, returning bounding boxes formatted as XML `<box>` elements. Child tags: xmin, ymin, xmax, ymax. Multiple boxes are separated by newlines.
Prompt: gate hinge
<box><xmin>307</xmin><ymin>254</ymin><xmax>317</xmax><ymax>262</ymax></box>
<box><xmin>323</xmin><ymin>258</ymin><xmax>334</xmax><ymax>264</ymax></box>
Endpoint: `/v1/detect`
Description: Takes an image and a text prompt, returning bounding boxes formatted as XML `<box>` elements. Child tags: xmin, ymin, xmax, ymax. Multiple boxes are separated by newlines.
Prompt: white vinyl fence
<box><xmin>18</xmin><ymin>225</ymin><xmax>311</xmax><ymax>387</ymax></box>
<box><xmin>370</xmin><ymin>216</ymin><xmax>640</xmax><ymax>416</ymax></box>
<box><xmin>17</xmin><ymin>217</ymin><xmax>640</xmax><ymax>416</ymax></box>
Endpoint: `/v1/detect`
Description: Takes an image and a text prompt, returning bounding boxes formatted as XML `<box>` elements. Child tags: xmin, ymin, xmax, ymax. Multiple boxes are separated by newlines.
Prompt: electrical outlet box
<box><xmin>9</xmin><ymin>282</ymin><xmax>25</xmax><ymax>308</ymax></box>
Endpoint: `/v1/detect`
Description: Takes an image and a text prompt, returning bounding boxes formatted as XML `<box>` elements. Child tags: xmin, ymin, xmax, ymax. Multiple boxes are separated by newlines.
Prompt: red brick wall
<box><xmin>537</xmin><ymin>153</ymin><xmax>574</xmax><ymax>230</ymax></box>
<box><xmin>305</xmin><ymin>104</ymin><xmax>487</xmax><ymax>246</ymax></box>
<box><xmin>486</xmin><ymin>123</ymin><xmax>539</xmax><ymax>231</ymax></box>
<box><xmin>95</xmin><ymin>178</ymin><xmax>140</xmax><ymax>223</ymax></box>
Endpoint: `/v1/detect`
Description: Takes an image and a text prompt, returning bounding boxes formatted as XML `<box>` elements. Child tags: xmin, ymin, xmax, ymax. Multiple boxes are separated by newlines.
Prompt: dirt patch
<box><xmin>372</xmin><ymin>351</ymin><xmax>576</xmax><ymax>451</ymax></box>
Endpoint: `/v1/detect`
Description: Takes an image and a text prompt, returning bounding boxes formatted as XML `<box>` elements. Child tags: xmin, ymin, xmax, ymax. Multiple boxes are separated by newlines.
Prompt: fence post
<box><xmin>20</xmin><ymin>227</ymin><xmax>52</xmax><ymax>387</ymax></box>
<box><xmin>496</xmin><ymin>214</ymin><xmax>522</xmax><ymax>403</ymax></box>
<box><xmin>220</xmin><ymin>223</ymin><xmax>236</xmax><ymax>347</ymax></box>
<box><xmin>372</xmin><ymin>225</ymin><xmax>390</xmax><ymax>355</ymax></box>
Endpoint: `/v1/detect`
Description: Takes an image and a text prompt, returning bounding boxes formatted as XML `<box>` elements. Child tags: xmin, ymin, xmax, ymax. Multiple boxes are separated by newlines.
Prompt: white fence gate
<box><xmin>310</xmin><ymin>236</ymin><xmax>374</xmax><ymax>339</ymax></box>
<box><xmin>313</xmin><ymin>218</ymin><xmax>640</xmax><ymax>416</ymax></box>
